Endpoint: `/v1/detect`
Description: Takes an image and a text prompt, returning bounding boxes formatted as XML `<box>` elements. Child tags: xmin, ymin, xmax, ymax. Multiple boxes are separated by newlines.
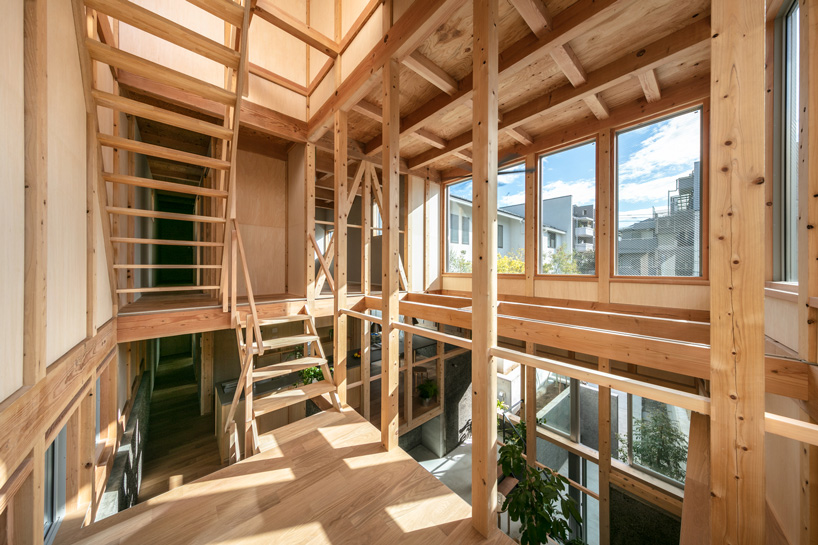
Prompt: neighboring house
<box><xmin>617</xmin><ymin>161</ymin><xmax>702</xmax><ymax>276</ymax></box>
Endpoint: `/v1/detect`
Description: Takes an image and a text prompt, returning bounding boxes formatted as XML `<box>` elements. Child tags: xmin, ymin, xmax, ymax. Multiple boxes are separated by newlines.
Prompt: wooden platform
<box><xmin>56</xmin><ymin>408</ymin><xmax>513</xmax><ymax>545</ymax></box>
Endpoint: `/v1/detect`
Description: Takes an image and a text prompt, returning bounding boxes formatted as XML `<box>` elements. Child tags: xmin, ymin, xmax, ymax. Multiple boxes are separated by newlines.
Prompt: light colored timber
<box><xmin>103</xmin><ymin>173</ymin><xmax>229</xmax><ymax>198</ymax></box>
<box><xmin>254</xmin><ymin>0</ymin><xmax>339</xmax><ymax>58</ymax></box>
<box><xmin>550</xmin><ymin>43</ymin><xmax>587</xmax><ymax>86</ymax></box>
<box><xmin>252</xmin><ymin>357</ymin><xmax>328</xmax><ymax>381</ymax></box>
<box><xmin>253</xmin><ymin>381</ymin><xmax>337</xmax><ymax>416</ymax></box>
<box><xmin>765</xmin><ymin>413</ymin><xmax>818</xmax><ymax>447</ymax></box>
<box><xmin>243</xmin><ymin>334</ymin><xmax>320</xmax><ymax>353</ymax></box>
<box><xmin>352</xmin><ymin>100</ymin><xmax>383</xmax><ymax>122</ymax></box>
<box><xmin>637</xmin><ymin>68</ymin><xmax>662</xmax><ymax>102</ymax></box>
<box><xmin>91</xmin><ymin>90</ymin><xmax>233</xmax><ymax>140</ymax></box>
<box><xmin>186</xmin><ymin>0</ymin><xmax>244</xmax><ymax>28</ymax></box>
<box><xmin>116</xmin><ymin>285</ymin><xmax>220</xmax><ymax>294</ymax></box>
<box><xmin>85</xmin><ymin>39</ymin><xmax>237</xmax><ymax>106</ymax></box>
<box><xmin>506</xmin><ymin>127</ymin><xmax>533</xmax><ymax>145</ymax></box>
<box><xmin>106</xmin><ymin>207</ymin><xmax>226</xmax><ymax>223</ymax></box>
<box><xmin>113</xmin><ymin>264</ymin><xmax>221</xmax><ymax>269</ymax></box>
<box><xmin>110</xmin><ymin>237</ymin><xmax>224</xmax><ymax>247</ymax></box>
<box><xmin>584</xmin><ymin>93</ymin><xmax>610</xmax><ymax>119</ymax></box>
<box><xmin>249</xmin><ymin>63</ymin><xmax>308</xmax><ymax>96</ymax></box>
<box><xmin>85</xmin><ymin>0</ymin><xmax>240</xmax><ymax>68</ymax></box>
<box><xmin>97</xmin><ymin>134</ymin><xmax>231</xmax><ymax>170</ymax></box>
<box><xmin>402</xmin><ymin>50</ymin><xmax>459</xmax><ymax>95</ymax></box>
<box><xmin>509</xmin><ymin>0</ymin><xmax>552</xmax><ymax>37</ymax></box>
<box><xmin>340</xmin><ymin>308</ymin><xmax>384</xmax><ymax>325</ymax></box>
<box><xmin>414</xmin><ymin>128</ymin><xmax>448</xmax><ymax>149</ymax></box>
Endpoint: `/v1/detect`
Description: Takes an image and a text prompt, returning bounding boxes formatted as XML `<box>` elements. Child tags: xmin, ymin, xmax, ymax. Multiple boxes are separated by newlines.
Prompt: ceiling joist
<box><xmin>638</xmin><ymin>68</ymin><xmax>662</xmax><ymax>103</ymax></box>
<box><xmin>402</xmin><ymin>51</ymin><xmax>459</xmax><ymax>95</ymax></box>
<box><xmin>254</xmin><ymin>0</ymin><xmax>339</xmax><ymax>58</ymax></box>
<box><xmin>509</xmin><ymin>0</ymin><xmax>552</xmax><ymax>38</ymax></box>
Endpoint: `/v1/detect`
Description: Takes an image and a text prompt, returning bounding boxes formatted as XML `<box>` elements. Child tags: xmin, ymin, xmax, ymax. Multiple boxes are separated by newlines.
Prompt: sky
<box><xmin>447</xmin><ymin>108</ymin><xmax>702</xmax><ymax>229</ymax></box>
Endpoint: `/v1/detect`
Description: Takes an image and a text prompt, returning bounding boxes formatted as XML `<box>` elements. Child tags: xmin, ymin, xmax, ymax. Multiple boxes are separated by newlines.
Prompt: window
<box><xmin>539</xmin><ymin>142</ymin><xmax>596</xmax><ymax>275</ymax></box>
<box><xmin>449</xmin><ymin>213</ymin><xmax>459</xmax><ymax>244</ymax></box>
<box><xmin>496</xmin><ymin>163</ymin><xmax>526</xmax><ymax>273</ymax></box>
<box><xmin>615</xmin><ymin>108</ymin><xmax>703</xmax><ymax>277</ymax></box>
<box><xmin>497</xmin><ymin>225</ymin><xmax>504</xmax><ymax>249</ymax></box>
<box><xmin>446</xmin><ymin>179</ymin><xmax>472</xmax><ymax>272</ymax></box>
<box><xmin>44</xmin><ymin>426</ymin><xmax>67</xmax><ymax>545</ymax></box>
<box><xmin>780</xmin><ymin>0</ymin><xmax>800</xmax><ymax>281</ymax></box>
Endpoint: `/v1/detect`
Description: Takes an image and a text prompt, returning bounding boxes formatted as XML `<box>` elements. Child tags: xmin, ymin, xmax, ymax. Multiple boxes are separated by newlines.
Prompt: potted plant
<box><xmin>417</xmin><ymin>379</ymin><xmax>438</xmax><ymax>406</ymax></box>
<box><xmin>499</xmin><ymin>420</ymin><xmax>586</xmax><ymax>545</ymax></box>
<box><xmin>298</xmin><ymin>366</ymin><xmax>323</xmax><ymax>385</ymax></box>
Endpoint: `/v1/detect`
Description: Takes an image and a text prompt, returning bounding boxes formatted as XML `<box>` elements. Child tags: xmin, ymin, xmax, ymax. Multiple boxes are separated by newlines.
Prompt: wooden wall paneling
<box><xmin>709</xmin><ymin>0</ymin><xmax>767</xmax><ymax>542</ymax></box>
<box><xmin>381</xmin><ymin>58</ymin><xmax>401</xmax><ymax>450</ymax></box>
<box><xmin>339</xmin><ymin>4</ymin><xmax>383</xmax><ymax>82</ymax></box>
<box><xmin>471</xmin><ymin>0</ymin><xmax>499</xmax><ymax>536</ymax></box>
<box><xmin>609</xmin><ymin>282</ymin><xmax>710</xmax><ymax>311</ymax></box>
<box><xmin>23</xmin><ymin>0</ymin><xmax>47</xmax><ymax>386</ymax></box>
<box><xmin>334</xmin><ymin>111</ymin><xmax>349</xmax><ymax>405</ymax></box>
<box><xmin>288</xmin><ymin>144</ymin><xmax>308</xmax><ymax>298</ymax></box>
<box><xmin>532</xmin><ymin>278</ymin><xmax>597</xmax><ymax>301</ymax></box>
<box><xmin>408</xmin><ymin>175</ymin><xmax>425</xmax><ymax>291</ymax></box>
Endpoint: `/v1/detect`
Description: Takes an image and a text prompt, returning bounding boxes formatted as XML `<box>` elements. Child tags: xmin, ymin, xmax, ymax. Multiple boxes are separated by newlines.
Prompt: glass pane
<box><xmin>616</xmin><ymin>109</ymin><xmax>702</xmax><ymax>277</ymax></box>
<box><xmin>539</xmin><ymin>141</ymin><xmax>597</xmax><ymax>275</ymax></box>
<box><xmin>784</xmin><ymin>2</ymin><xmax>800</xmax><ymax>281</ymax></box>
<box><xmin>630</xmin><ymin>396</ymin><xmax>690</xmax><ymax>483</ymax></box>
<box><xmin>534</xmin><ymin>369</ymin><xmax>571</xmax><ymax>436</ymax></box>
<box><xmin>446</xmin><ymin>179</ymin><xmax>472</xmax><ymax>272</ymax></box>
<box><xmin>497</xmin><ymin>163</ymin><xmax>526</xmax><ymax>273</ymax></box>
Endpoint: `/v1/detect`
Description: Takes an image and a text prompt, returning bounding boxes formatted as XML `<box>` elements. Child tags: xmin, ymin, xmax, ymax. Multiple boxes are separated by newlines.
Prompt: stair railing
<box><xmin>229</xmin><ymin>218</ymin><xmax>263</xmax><ymax>354</ymax></box>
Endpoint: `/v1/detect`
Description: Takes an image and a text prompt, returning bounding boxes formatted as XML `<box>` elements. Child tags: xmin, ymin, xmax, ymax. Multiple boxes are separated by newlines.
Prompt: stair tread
<box><xmin>243</xmin><ymin>314</ymin><xmax>311</xmax><ymax>328</ymax></box>
<box><xmin>252</xmin><ymin>357</ymin><xmax>326</xmax><ymax>381</ymax></box>
<box><xmin>242</xmin><ymin>334</ymin><xmax>319</xmax><ymax>353</ymax></box>
<box><xmin>253</xmin><ymin>382</ymin><xmax>336</xmax><ymax>416</ymax></box>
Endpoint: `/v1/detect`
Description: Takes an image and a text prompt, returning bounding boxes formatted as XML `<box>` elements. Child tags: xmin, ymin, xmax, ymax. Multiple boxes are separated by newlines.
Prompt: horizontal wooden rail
<box><xmin>490</xmin><ymin>346</ymin><xmax>711</xmax><ymax>415</ymax></box>
<box><xmin>106</xmin><ymin>206</ymin><xmax>227</xmax><ymax>223</ymax></box>
<box><xmin>0</xmin><ymin>457</ymin><xmax>34</xmax><ymax>514</ymax></box>
<box><xmin>86</xmin><ymin>39</ymin><xmax>236</xmax><ymax>105</ymax></box>
<box><xmin>249</xmin><ymin>63</ymin><xmax>308</xmax><ymax>96</ymax></box>
<box><xmin>186</xmin><ymin>0</ymin><xmax>244</xmax><ymax>28</ymax></box>
<box><xmin>116</xmin><ymin>285</ymin><xmax>220</xmax><ymax>294</ymax></box>
<box><xmin>339</xmin><ymin>308</ymin><xmax>383</xmax><ymax>325</ymax></box>
<box><xmin>92</xmin><ymin>90</ymin><xmax>233</xmax><ymax>140</ymax></box>
<box><xmin>103</xmin><ymin>172</ymin><xmax>229</xmax><ymax>198</ymax></box>
<box><xmin>113</xmin><ymin>264</ymin><xmax>221</xmax><ymax>269</ymax></box>
<box><xmin>392</xmin><ymin>322</ymin><xmax>472</xmax><ymax>350</ymax></box>
<box><xmin>98</xmin><ymin>134</ymin><xmax>231</xmax><ymax>170</ymax></box>
<box><xmin>110</xmin><ymin>237</ymin><xmax>224</xmax><ymax>247</ymax></box>
<box><xmin>85</xmin><ymin>0</ymin><xmax>240</xmax><ymax>68</ymax></box>
<box><xmin>765</xmin><ymin>413</ymin><xmax>818</xmax><ymax>447</ymax></box>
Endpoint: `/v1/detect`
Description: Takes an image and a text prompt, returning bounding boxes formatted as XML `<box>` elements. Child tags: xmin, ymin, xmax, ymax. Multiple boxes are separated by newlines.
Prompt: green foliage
<box><xmin>499</xmin><ymin>421</ymin><xmax>586</xmax><ymax>545</ymax></box>
<box><xmin>298</xmin><ymin>366</ymin><xmax>323</xmax><ymax>385</ymax></box>
<box><xmin>497</xmin><ymin>247</ymin><xmax>526</xmax><ymax>273</ymax></box>
<box><xmin>618</xmin><ymin>403</ymin><xmax>688</xmax><ymax>482</ymax></box>
<box><xmin>542</xmin><ymin>245</ymin><xmax>579</xmax><ymax>275</ymax></box>
<box><xmin>417</xmin><ymin>379</ymin><xmax>438</xmax><ymax>399</ymax></box>
<box><xmin>497</xmin><ymin>399</ymin><xmax>509</xmax><ymax>411</ymax></box>
<box><xmin>448</xmin><ymin>250</ymin><xmax>472</xmax><ymax>273</ymax></box>
<box><xmin>573</xmin><ymin>251</ymin><xmax>595</xmax><ymax>275</ymax></box>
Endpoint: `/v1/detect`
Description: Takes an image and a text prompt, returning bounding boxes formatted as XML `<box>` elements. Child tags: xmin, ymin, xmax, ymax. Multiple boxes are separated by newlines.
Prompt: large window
<box><xmin>781</xmin><ymin>0</ymin><xmax>800</xmax><ymax>281</ymax></box>
<box><xmin>539</xmin><ymin>142</ymin><xmax>597</xmax><ymax>275</ymax></box>
<box><xmin>615</xmin><ymin>108</ymin><xmax>703</xmax><ymax>277</ymax></box>
<box><xmin>44</xmin><ymin>426</ymin><xmax>67</xmax><ymax>545</ymax></box>
<box><xmin>446</xmin><ymin>179</ymin><xmax>472</xmax><ymax>272</ymax></box>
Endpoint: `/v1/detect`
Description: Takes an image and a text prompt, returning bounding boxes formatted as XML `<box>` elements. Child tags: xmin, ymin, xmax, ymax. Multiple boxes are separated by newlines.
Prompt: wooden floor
<box><xmin>138</xmin><ymin>354</ymin><xmax>224</xmax><ymax>502</ymax></box>
<box><xmin>57</xmin><ymin>408</ymin><xmax>514</xmax><ymax>545</ymax></box>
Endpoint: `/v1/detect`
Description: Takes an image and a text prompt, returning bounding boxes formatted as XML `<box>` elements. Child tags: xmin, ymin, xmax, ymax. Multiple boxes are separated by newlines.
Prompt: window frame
<box><xmin>611</xmin><ymin>105</ymin><xmax>709</xmax><ymax>283</ymax></box>
<box><xmin>44</xmin><ymin>426</ymin><xmax>67</xmax><ymax>545</ymax></box>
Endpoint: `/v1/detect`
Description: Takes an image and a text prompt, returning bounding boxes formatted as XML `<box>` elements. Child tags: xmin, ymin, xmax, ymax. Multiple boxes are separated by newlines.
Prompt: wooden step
<box><xmin>253</xmin><ymin>381</ymin><xmax>336</xmax><ymax>416</ymax></box>
<box><xmin>252</xmin><ymin>357</ymin><xmax>327</xmax><ymax>381</ymax></box>
<box><xmin>106</xmin><ymin>206</ymin><xmax>226</xmax><ymax>223</ymax></box>
<box><xmin>186</xmin><ymin>0</ymin><xmax>245</xmax><ymax>28</ymax></box>
<box><xmin>86</xmin><ymin>39</ymin><xmax>236</xmax><ymax>106</ymax></box>
<box><xmin>92</xmin><ymin>90</ymin><xmax>233</xmax><ymax>140</ymax></box>
<box><xmin>116</xmin><ymin>285</ymin><xmax>219</xmax><ymax>294</ymax></box>
<box><xmin>103</xmin><ymin>173</ymin><xmax>229</xmax><ymax>198</ymax></box>
<box><xmin>241</xmin><ymin>314</ymin><xmax>311</xmax><ymax>328</ymax></box>
<box><xmin>242</xmin><ymin>334</ymin><xmax>319</xmax><ymax>354</ymax></box>
<box><xmin>113</xmin><ymin>264</ymin><xmax>221</xmax><ymax>269</ymax></box>
<box><xmin>111</xmin><ymin>237</ymin><xmax>224</xmax><ymax>247</ymax></box>
<box><xmin>98</xmin><ymin>134</ymin><xmax>231</xmax><ymax>170</ymax></box>
<box><xmin>85</xmin><ymin>0</ymin><xmax>240</xmax><ymax>69</ymax></box>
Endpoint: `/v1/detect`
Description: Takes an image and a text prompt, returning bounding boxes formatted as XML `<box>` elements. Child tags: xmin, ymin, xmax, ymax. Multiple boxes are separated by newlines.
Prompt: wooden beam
<box><xmin>402</xmin><ymin>50</ymin><xmax>458</xmax><ymax>95</ymax></box>
<box><xmin>306</xmin><ymin>144</ymin><xmax>316</xmax><ymax>307</ymax></box>
<box><xmin>506</xmin><ymin>126</ymin><xmax>533</xmax><ymax>146</ymax></box>
<box><xmin>254</xmin><ymin>0</ymin><xmax>339</xmax><ymax>58</ymax></box>
<box><xmin>352</xmin><ymin>100</ymin><xmax>383</xmax><ymax>122</ymax></box>
<box><xmin>550</xmin><ymin>43</ymin><xmax>586</xmax><ymax>86</ymax></box>
<box><xmin>186</xmin><ymin>0</ymin><xmax>245</xmax><ymax>28</ymax></box>
<box><xmin>637</xmin><ymin>68</ymin><xmax>662</xmax><ymax>103</ymax></box>
<box><xmin>509</xmin><ymin>0</ymin><xmax>551</xmax><ymax>38</ymax></box>
<box><xmin>407</xmin><ymin>17</ymin><xmax>710</xmax><ymax>169</ymax></box>
<box><xmin>414</xmin><ymin>128</ymin><xmax>448</xmax><ymax>149</ymax></box>
<box><xmin>249</xmin><ymin>62</ymin><xmax>309</xmax><ymax>96</ymax></box>
<box><xmin>338</xmin><ymin>0</ymin><xmax>381</xmax><ymax>53</ymax></box>
<box><xmin>584</xmin><ymin>93</ymin><xmax>610</xmax><ymax>119</ymax></box>
<box><xmin>709</xmin><ymin>0</ymin><xmax>766</xmax><ymax>542</ymax></box>
<box><xmin>334</xmin><ymin>111</ymin><xmax>348</xmax><ymax>405</ymax></box>
<box><xmin>381</xmin><ymin>58</ymin><xmax>401</xmax><ymax>451</ymax></box>
<box><xmin>471</xmin><ymin>0</ymin><xmax>498</xmax><ymax>536</ymax></box>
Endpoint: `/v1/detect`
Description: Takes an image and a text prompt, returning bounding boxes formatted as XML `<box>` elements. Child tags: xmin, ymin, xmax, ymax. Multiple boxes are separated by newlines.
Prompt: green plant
<box><xmin>497</xmin><ymin>247</ymin><xmax>526</xmax><ymax>273</ymax></box>
<box><xmin>499</xmin><ymin>420</ymin><xmax>585</xmax><ymax>545</ymax></box>
<box><xmin>417</xmin><ymin>379</ymin><xmax>438</xmax><ymax>399</ymax></box>
<box><xmin>542</xmin><ymin>245</ymin><xmax>579</xmax><ymax>275</ymax></box>
<box><xmin>497</xmin><ymin>399</ymin><xmax>509</xmax><ymax>411</ymax></box>
<box><xmin>618</xmin><ymin>403</ymin><xmax>688</xmax><ymax>482</ymax></box>
<box><xmin>448</xmin><ymin>250</ymin><xmax>472</xmax><ymax>273</ymax></box>
<box><xmin>298</xmin><ymin>366</ymin><xmax>323</xmax><ymax>385</ymax></box>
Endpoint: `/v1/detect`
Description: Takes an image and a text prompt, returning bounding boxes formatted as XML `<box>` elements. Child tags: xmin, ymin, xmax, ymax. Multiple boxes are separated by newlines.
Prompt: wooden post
<box><xmin>471</xmin><ymin>0</ymin><xmax>499</xmax><ymax>536</ymax></box>
<box><xmin>23</xmin><ymin>0</ymin><xmax>47</xmax><ymax>386</ymax></box>
<box><xmin>201</xmin><ymin>332</ymin><xmax>214</xmax><ymax>415</ymax></box>
<box><xmin>306</xmin><ymin>143</ymin><xmax>316</xmax><ymax>309</ymax></box>
<box><xmin>406</xmin><ymin>332</ymin><xmax>414</xmax><ymax>426</ymax></box>
<box><xmin>334</xmin><ymin>111</ymin><xmax>349</xmax><ymax>406</ymax></box>
<box><xmin>381</xmin><ymin>58</ymin><xmax>401</xmax><ymax>450</ymax></box>
<box><xmin>709</xmin><ymin>0</ymin><xmax>766</xmax><ymax>542</ymax></box>
<box><xmin>598</xmin><ymin>358</ymin><xmax>611</xmax><ymax>545</ymax></box>
<box><xmin>12</xmin><ymin>439</ymin><xmax>45</xmax><ymax>545</ymax></box>
<box><xmin>86</xmin><ymin>113</ymin><xmax>98</xmax><ymax>337</ymax></box>
<box><xmin>362</xmin><ymin>165</ymin><xmax>372</xmax><ymax>420</ymax></box>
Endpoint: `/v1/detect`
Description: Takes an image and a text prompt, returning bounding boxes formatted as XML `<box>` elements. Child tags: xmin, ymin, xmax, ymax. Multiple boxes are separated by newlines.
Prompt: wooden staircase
<box><xmin>80</xmin><ymin>0</ymin><xmax>252</xmax><ymax>303</ymax></box>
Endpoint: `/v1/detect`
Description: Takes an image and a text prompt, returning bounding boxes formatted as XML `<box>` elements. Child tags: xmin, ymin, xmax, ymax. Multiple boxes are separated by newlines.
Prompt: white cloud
<box><xmin>619</xmin><ymin>111</ymin><xmax>701</xmax><ymax>183</ymax></box>
<box><xmin>618</xmin><ymin>171</ymin><xmax>690</xmax><ymax>203</ymax></box>
<box><xmin>541</xmin><ymin>178</ymin><xmax>596</xmax><ymax>206</ymax></box>
<box><xmin>617</xmin><ymin>206</ymin><xmax>668</xmax><ymax>228</ymax></box>
<box><xmin>499</xmin><ymin>191</ymin><xmax>526</xmax><ymax>207</ymax></box>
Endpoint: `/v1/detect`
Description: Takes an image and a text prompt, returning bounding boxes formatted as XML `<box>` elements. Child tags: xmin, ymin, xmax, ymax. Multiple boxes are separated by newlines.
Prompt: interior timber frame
<box><xmin>2</xmin><ymin>0</ymin><xmax>818</xmax><ymax>543</ymax></box>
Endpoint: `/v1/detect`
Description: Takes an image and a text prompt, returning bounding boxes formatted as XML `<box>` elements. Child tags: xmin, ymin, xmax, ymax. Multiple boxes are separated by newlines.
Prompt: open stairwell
<box><xmin>80</xmin><ymin>0</ymin><xmax>252</xmax><ymax>303</ymax></box>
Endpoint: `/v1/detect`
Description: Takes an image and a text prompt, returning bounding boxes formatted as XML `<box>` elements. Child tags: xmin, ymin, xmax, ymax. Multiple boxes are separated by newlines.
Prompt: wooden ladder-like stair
<box><xmin>78</xmin><ymin>0</ymin><xmax>252</xmax><ymax>302</ymax></box>
<box><xmin>226</xmin><ymin>308</ymin><xmax>341</xmax><ymax>462</ymax></box>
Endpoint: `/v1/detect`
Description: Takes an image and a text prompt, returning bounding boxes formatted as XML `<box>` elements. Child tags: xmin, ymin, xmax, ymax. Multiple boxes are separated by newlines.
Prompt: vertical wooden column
<box><xmin>709</xmin><ymin>1</ymin><xmax>766</xmax><ymax>543</ymax></box>
<box><xmin>381</xmin><ymin>58</ymin><xmax>401</xmax><ymax>450</ymax></box>
<box><xmin>423</xmin><ymin>169</ymin><xmax>432</xmax><ymax>291</ymax></box>
<box><xmin>334</xmin><ymin>112</ymin><xmax>349</xmax><ymax>406</ymax></box>
<box><xmin>86</xmin><ymin>113</ymin><xmax>98</xmax><ymax>337</ymax></box>
<box><xmin>362</xmin><ymin>166</ymin><xmax>372</xmax><ymax>419</ymax></box>
<box><xmin>471</xmin><ymin>0</ymin><xmax>499</xmax><ymax>536</ymax></box>
<box><xmin>12</xmin><ymin>439</ymin><xmax>44</xmax><ymax>545</ymax></box>
<box><xmin>306</xmin><ymin>143</ymin><xmax>316</xmax><ymax>309</ymax></box>
<box><xmin>597</xmin><ymin>358</ymin><xmax>611</xmax><ymax>545</ymax></box>
<box><xmin>523</xmin><ymin>152</ymin><xmax>537</xmax><ymax>465</ymax></box>
<box><xmin>201</xmin><ymin>332</ymin><xmax>214</xmax><ymax>415</ymax></box>
<box><xmin>23</xmin><ymin>0</ymin><xmax>47</xmax><ymax>386</ymax></box>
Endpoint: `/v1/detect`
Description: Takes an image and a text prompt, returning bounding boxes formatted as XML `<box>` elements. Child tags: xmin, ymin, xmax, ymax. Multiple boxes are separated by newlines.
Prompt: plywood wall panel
<box><xmin>609</xmin><ymin>282</ymin><xmax>709</xmax><ymax>310</ymax></box>
<box><xmin>246</xmin><ymin>76</ymin><xmax>307</xmax><ymax>121</ymax></box>
<box><xmin>340</xmin><ymin>6</ymin><xmax>382</xmax><ymax>81</ymax></box>
<box><xmin>764</xmin><ymin>297</ymin><xmax>798</xmax><ymax>351</ymax></box>
<box><xmin>311</xmin><ymin>68</ymin><xmax>336</xmax><ymax>114</ymax></box>
<box><xmin>46</xmin><ymin>0</ymin><xmax>88</xmax><ymax>365</ymax></box>
<box><xmin>534</xmin><ymin>279</ymin><xmax>598</xmax><ymax>301</ymax></box>
<box><xmin>287</xmin><ymin>144</ymin><xmax>307</xmax><ymax>297</ymax></box>
<box><xmin>0</xmin><ymin>0</ymin><xmax>25</xmax><ymax>402</ymax></box>
<box><xmin>250</xmin><ymin>5</ymin><xmax>307</xmax><ymax>85</ymax></box>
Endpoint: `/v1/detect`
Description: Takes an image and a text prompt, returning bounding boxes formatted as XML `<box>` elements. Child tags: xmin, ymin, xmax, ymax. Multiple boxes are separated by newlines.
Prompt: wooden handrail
<box><xmin>232</xmin><ymin>219</ymin><xmax>263</xmax><ymax>353</ymax></box>
<box><xmin>225</xmin><ymin>313</ymin><xmax>254</xmax><ymax>435</ymax></box>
